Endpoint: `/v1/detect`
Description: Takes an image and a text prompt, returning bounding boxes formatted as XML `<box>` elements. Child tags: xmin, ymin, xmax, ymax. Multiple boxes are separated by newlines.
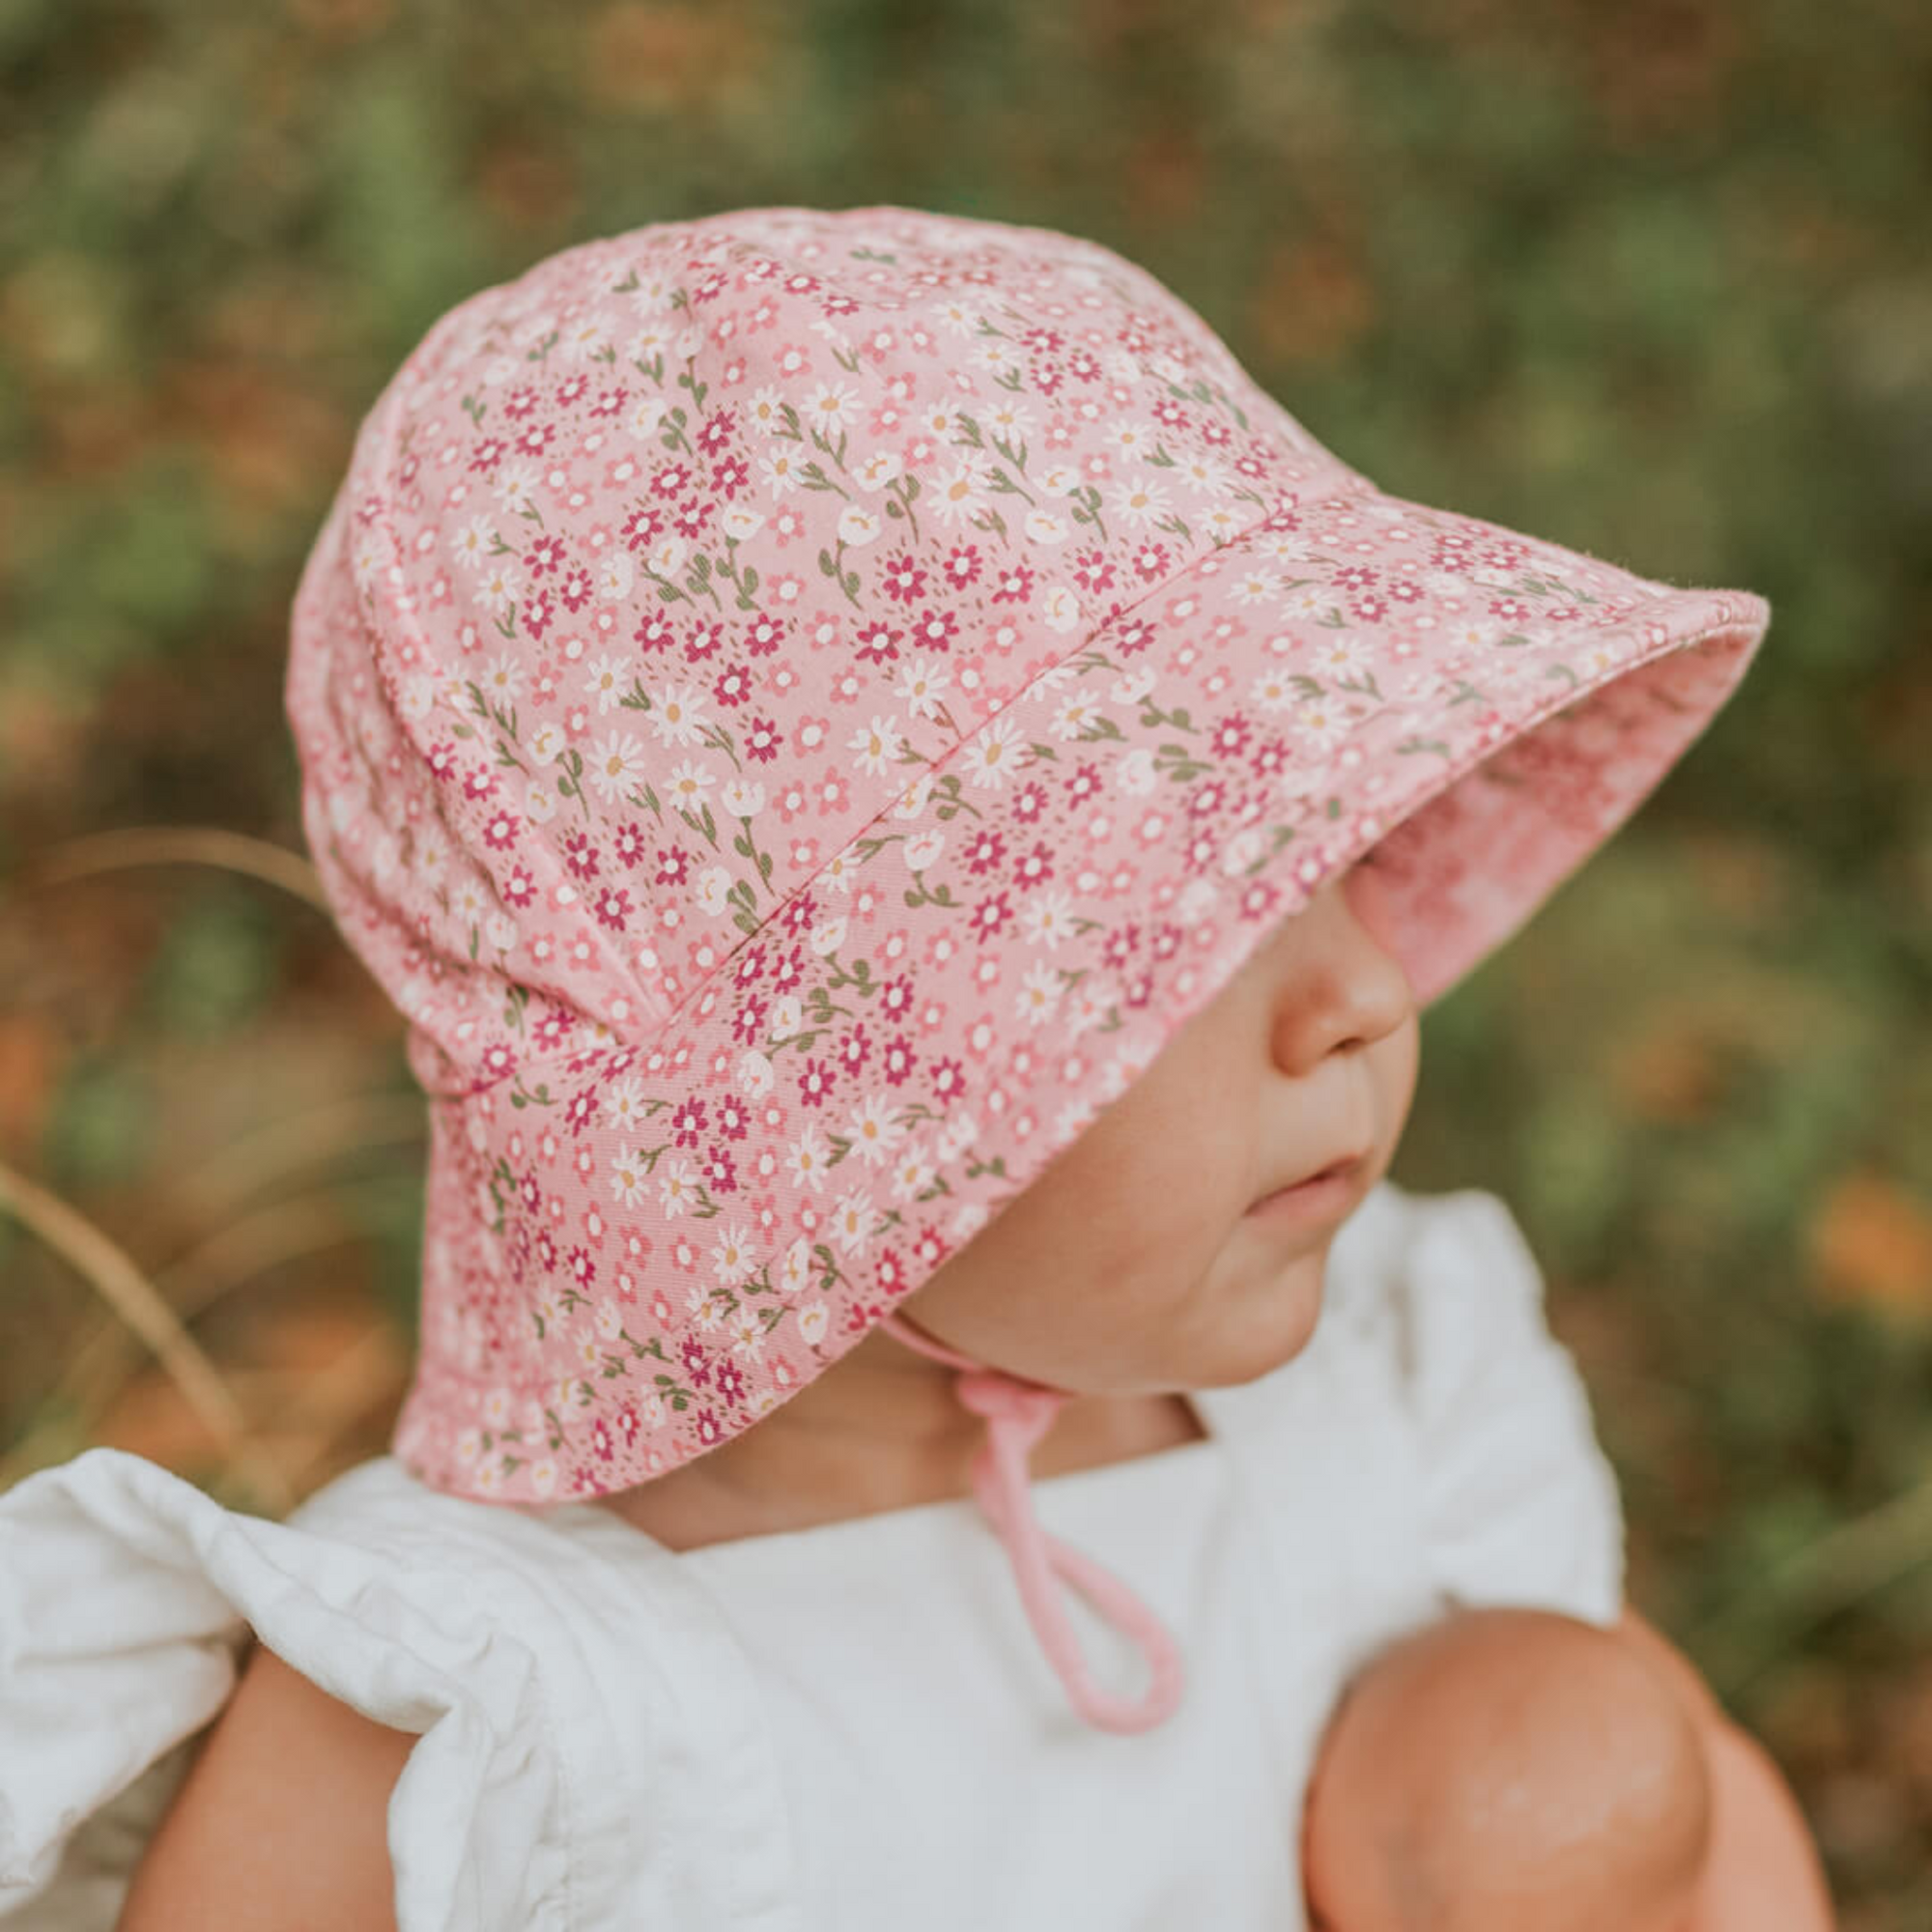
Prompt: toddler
<box><xmin>0</xmin><ymin>205</ymin><xmax>1834</xmax><ymax>1930</ymax></box>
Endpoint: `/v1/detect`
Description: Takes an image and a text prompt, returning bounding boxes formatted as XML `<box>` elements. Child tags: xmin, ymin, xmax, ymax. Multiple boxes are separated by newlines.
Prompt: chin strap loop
<box><xmin>877</xmin><ymin>1311</ymin><xmax>1185</xmax><ymax>1734</ymax></box>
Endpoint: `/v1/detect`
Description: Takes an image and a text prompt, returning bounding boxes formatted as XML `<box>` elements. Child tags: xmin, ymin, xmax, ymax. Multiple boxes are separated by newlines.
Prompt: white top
<box><xmin>0</xmin><ymin>1181</ymin><xmax>1625</xmax><ymax>1932</ymax></box>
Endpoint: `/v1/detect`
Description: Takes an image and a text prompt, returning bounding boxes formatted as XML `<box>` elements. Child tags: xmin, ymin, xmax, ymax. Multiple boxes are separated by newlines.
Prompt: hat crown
<box><xmin>291</xmin><ymin>207</ymin><xmax>1361</xmax><ymax>1094</ymax></box>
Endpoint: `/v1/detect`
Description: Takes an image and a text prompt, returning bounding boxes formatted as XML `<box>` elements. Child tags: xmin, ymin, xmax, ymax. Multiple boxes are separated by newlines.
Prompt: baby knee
<box><xmin>1305</xmin><ymin>1605</ymin><xmax>1713</xmax><ymax>1932</ymax></box>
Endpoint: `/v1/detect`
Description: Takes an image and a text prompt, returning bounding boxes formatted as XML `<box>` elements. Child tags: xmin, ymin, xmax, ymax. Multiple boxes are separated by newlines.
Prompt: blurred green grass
<box><xmin>1</xmin><ymin>0</ymin><xmax>1928</xmax><ymax>1918</ymax></box>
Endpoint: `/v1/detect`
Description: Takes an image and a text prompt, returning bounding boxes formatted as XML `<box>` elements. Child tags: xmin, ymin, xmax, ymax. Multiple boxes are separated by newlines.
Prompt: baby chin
<box><xmin>1202</xmin><ymin>1241</ymin><xmax>1330</xmax><ymax>1387</ymax></box>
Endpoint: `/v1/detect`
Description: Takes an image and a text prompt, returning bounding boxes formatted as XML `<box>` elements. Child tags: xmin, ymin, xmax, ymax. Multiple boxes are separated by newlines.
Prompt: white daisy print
<box><xmin>586</xmin><ymin>729</ymin><xmax>651</xmax><ymax>803</ymax></box>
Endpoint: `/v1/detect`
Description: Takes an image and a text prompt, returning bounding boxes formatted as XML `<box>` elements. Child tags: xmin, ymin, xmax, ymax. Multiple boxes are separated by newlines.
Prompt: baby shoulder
<box><xmin>1343</xmin><ymin>1181</ymin><xmax>1626</xmax><ymax>1626</ymax></box>
<box><xmin>0</xmin><ymin>1448</ymin><xmax>579</xmax><ymax>1931</ymax></box>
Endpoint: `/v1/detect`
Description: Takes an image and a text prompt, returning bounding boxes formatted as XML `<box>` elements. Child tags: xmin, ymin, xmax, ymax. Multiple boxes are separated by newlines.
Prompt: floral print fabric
<box><xmin>283</xmin><ymin>203</ymin><xmax>1770</xmax><ymax>1505</ymax></box>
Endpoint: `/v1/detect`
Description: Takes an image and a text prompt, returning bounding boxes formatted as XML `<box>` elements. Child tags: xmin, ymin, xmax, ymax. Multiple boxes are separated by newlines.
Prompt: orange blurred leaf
<box><xmin>1808</xmin><ymin>1172</ymin><xmax>1932</xmax><ymax>1322</ymax></box>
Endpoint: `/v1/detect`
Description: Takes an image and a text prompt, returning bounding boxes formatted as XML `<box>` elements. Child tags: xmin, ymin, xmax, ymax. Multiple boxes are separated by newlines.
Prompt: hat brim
<box><xmin>391</xmin><ymin>477</ymin><xmax>1769</xmax><ymax>1502</ymax></box>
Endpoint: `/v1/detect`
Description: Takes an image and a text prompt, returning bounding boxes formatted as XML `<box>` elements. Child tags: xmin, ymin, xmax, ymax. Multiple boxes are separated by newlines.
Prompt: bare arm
<box><xmin>115</xmin><ymin>1634</ymin><xmax>414</xmax><ymax>1932</ymax></box>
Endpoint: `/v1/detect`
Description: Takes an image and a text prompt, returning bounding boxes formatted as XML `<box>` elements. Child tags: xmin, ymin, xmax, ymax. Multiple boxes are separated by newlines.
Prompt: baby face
<box><xmin>908</xmin><ymin>860</ymin><xmax>1419</xmax><ymax>1397</ymax></box>
<box><xmin>608</xmin><ymin>859</ymin><xmax>1422</xmax><ymax>1530</ymax></box>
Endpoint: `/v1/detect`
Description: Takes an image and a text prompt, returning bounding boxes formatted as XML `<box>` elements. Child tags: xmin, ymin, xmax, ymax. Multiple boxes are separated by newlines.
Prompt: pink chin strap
<box><xmin>876</xmin><ymin>1310</ymin><xmax>1185</xmax><ymax>1735</ymax></box>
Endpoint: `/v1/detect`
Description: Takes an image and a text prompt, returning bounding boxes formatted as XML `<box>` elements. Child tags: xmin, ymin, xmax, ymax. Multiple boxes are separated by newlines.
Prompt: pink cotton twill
<box><xmin>284</xmin><ymin>203</ymin><xmax>1769</xmax><ymax>1729</ymax></box>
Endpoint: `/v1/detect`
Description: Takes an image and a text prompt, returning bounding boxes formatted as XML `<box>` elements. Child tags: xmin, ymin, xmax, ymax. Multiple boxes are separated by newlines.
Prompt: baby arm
<box><xmin>1300</xmin><ymin>1603</ymin><xmax>1836</xmax><ymax>1932</ymax></box>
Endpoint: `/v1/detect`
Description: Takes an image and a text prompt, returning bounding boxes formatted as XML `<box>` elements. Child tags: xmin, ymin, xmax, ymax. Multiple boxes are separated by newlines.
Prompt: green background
<box><xmin>1</xmin><ymin>0</ymin><xmax>1927</xmax><ymax>1918</ymax></box>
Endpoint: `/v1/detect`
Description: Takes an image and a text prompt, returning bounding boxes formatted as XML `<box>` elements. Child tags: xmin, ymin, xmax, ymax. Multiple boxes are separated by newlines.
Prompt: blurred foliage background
<box><xmin>1</xmin><ymin>0</ymin><xmax>1928</xmax><ymax>1919</ymax></box>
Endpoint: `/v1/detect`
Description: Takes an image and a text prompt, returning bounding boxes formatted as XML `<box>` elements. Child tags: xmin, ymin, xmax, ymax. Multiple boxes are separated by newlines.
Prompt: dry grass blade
<box><xmin>3</xmin><ymin>827</ymin><xmax>330</xmax><ymax>915</ymax></box>
<box><xmin>175</xmin><ymin>1094</ymin><xmax>426</xmax><ymax>1230</ymax></box>
<box><xmin>48</xmin><ymin>1182</ymin><xmax>403</xmax><ymax>1435</ymax></box>
<box><xmin>1695</xmin><ymin>1464</ymin><xmax>1932</xmax><ymax>1700</ymax></box>
<box><xmin>0</xmin><ymin>1159</ymin><xmax>294</xmax><ymax>1513</ymax></box>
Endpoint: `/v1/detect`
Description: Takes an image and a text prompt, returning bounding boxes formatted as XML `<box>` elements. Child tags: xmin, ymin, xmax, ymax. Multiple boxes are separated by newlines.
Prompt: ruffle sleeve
<box><xmin>0</xmin><ymin>1446</ymin><xmax>572</xmax><ymax>1932</ymax></box>
<box><xmin>1388</xmin><ymin>1187</ymin><xmax>1627</xmax><ymax>1630</ymax></box>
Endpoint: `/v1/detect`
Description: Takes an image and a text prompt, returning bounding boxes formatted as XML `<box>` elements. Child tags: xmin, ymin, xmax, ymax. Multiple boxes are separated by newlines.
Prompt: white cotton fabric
<box><xmin>0</xmin><ymin>1181</ymin><xmax>1625</xmax><ymax>1932</ymax></box>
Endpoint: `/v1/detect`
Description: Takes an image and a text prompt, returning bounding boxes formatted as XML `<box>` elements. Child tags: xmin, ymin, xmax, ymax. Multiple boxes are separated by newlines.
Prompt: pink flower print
<box><xmin>850</xmin><ymin>617</ymin><xmax>902</xmax><ymax>668</ymax></box>
<box><xmin>1012</xmin><ymin>780</ymin><xmax>1050</xmax><ymax>826</ymax></box>
<box><xmin>710</xmin><ymin>449</ymin><xmax>752</xmax><ymax>498</ymax></box>
<box><xmin>427</xmin><ymin>741</ymin><xmax>460</xmax><ymax>784</ymax></box>
<box><xmin>1128</xmin><ymin>537</ymin><xmax>1174</xmax><ymax>582</ymax></box>
<box><xmin>615</xmin><ymin>1402</ymin><xmax>641</xmax><ymax>1448</ymax></box>
<box><xmin>558</xmin><ymin>567</ymin><xmax>594</xmax><ymax>612</ymax></box>
<box><xmin>1064</xmin><ymin>760</ymin><xmax>1104</xmax><ymax>808</ymax></box>
<box><xmin>876</xmin><ymin>973</ymin><xmax>917</xmax><ymax>1024</ymax></box>
<box><xmin>990</xmin><ymin>560</ymin><xmax>1036</xmax><ymax>605</ymax></box>
<box><xmin>879</xmin><ymin>1033</ymin><xmax>918</xmax><ymax>1085</ymax></box>
<box><xmin>524</xmin><ymin>586</ymin><xmax>557</xmax><ymax>641</ymax></box>
<box><xmin>611</xmin><ymin>820</ymin><xmax>648</xmax><ymax>867</ymax></box>
<box><xmin>709</xmin><ymin>659</ymin><xmax>756</xmax><ymax>708</ymax></box>
<box><xmin>633</xmin><ymin>608</ymin><xmax>677</xmax><ymax>660</ymax></box>
<box><xmin>483</xmin><ymin>809</ymin><xmax>521</xmax><ymax>852</ymax></box>
<box><xmin>910</xmin><ymin>606</ymin><xmax>959</xmax><ymax>653</ymax></box>
<box><xmin>655</xmin><ymin>846</ymin><xmax>692</xmax><ymax>888</ymax></box>
<box><xmin>1012</xmin><ymin>840</ymin><xmax>1055</xmax><ymax>891</ymax></box>
<box><xmin>619</xmin><ymin>502</ymin><xmax>665</xmax><ymax>554</ymax></box>
<box><xmin>968</xmin><ymin>891</ymin><xmax>1014</xmax><ymax>943</ymax></box>
<box><xmin>501</xmin><ymin>384</ymin><xmax>540</xmax><ymax>421</ymax></box>
<box><xmin>592</xmin><ymin>884</ymin><xmax>632</xmax><ymax>931</ymax></box>
<box><xmin>568</xmin><ymin>1245</ymin><xmax>597</xmax><ymax>1291</ymax></box>
<box><xmin>668</xmin><ymin>1095</ymin><xmax>708</xmax><ymax>1148</ymax></box>
<box><xmin>526</xmin><ymin>928</ymin><xmax>559</xmax><ymax>968</ymax></box>
<box><xmin>687</xmin><ymin>615</ymin><xmax>730</xmax><ymax>663</ymax></box>
<box><xmin>731</xmin><ymin>990</ymin><xmax>769</xmax><ymax>1046</ymax></box>
<box><xmin>1070</xmin><ymin>548</ymin><xmax>1118</xmax><ymax>597</ymax></box>
<box><xmin>513</xmin><ymin>419</ymin><xmax>557</xmax><ymax>461</ymax></box>
<box><xmin>713</xmin><ymin>1358</ymin><xmax>747</xmax><ymax>1407</ymax></box>
<box><xmin>700</xmin><ymin>1143</ymin><xmax>738</xmax><ymax>1195</ymax></box>
<box><xmin>681</xmin><ymin>1334</ymin><xmax>714</xmax><ymax>1387</ymax></box>
<box><xmin>767</xmin><ymin>503</ymin><xmax>811</xmax><ymax>548</ymax></box>
<box><xmin>532</xmin><ymin>1008</ymin><xmax>577</xmax><ymax>1052</ymax></box>
<box><xmin>812</xmin><ymin>765</ymin><xmax>851</xmax><ymax>814</ymax></box>
<box><xmin>741</xmin><ymin>714</ymin><xmax>781</xmax><ymax>764</ymax></box>
<box><xmin>480</xmin><ymin>1040</ymin><xmax>518</xmax><ymax>1082</ymax></box>
<box><xmin>461</xmin><ymin>765</ymin><xmax>497</xmax><ymax>805</ymax></box>
<box><xmin>929</xmin><ymin>1057</ymin><xmax>967</xmax><ymax>1103</ymax></box>
<box><xmin>879</xmin><ymin>553</ymin><xmax>928</xmax><ymax>605</ymax></box>
<box><xmin>590</xmin><ymin>1413</ymin><xmax>615</xmax><ymax>1462</ymax></box>
<box><xmin>744</xmin><ymin>608</ymin><xmax>786</xmax><ymax>658</ymax></box>
<box><xmin>526</xmin><ymin>532</ymin><xmax>567</xmax><ymax>578</ymax></box>
<box><xmin>534</xmin><ymin>1227</ymin><xmax>558</xmax><ymax>1271</ymax></box>
<box><xmin>649</xmin><ymin>460</ymin><xmax>694</xmax><ymax>501</ymax></box>
<box><xmin>767</xmin><ymin>944</ymin><xmax>809</xmax><ymax>999</ymax></box>
<box><xmin>564</xmin><ymin>926</ymin><xmax>598</xmax><ymax>970</ymax></box>
<box><xmin>796</xmin><ymin>1058</ymin><xmax>835</xmax><ymax>1108</ymax></box>
<box><xmin>561</xmin><ymin>828</ymin><xmax>601</xmax><ymax>880</ymax></box>
<box><xmin>833</xmin><ymin>1022</ymin><xmax>873</xmax><ymax>1079</ymax></box>
<box><xmin>563</xmin><ymin>701</ymin><xmax>590</xmax><ymax>737</ymax></box>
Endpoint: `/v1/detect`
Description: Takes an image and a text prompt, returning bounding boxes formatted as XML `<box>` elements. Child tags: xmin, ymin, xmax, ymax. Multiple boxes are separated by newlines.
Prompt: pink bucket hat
<box><xmin>285</xmin><ymin>203</ymin><xmax>1770</xmax><ymax>1732</ymax></box>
